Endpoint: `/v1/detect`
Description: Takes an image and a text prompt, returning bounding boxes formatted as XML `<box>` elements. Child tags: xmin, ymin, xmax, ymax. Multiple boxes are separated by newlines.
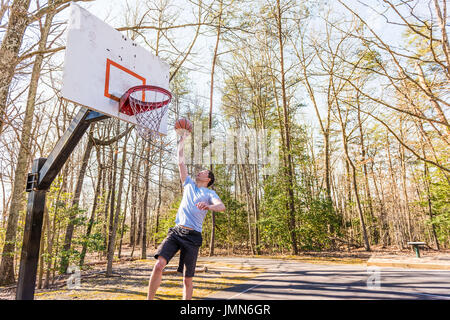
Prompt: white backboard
<box><xmin>61</xmin><ymin>3</ymin><xmax>170</xmax><ymax>135</ymax></box>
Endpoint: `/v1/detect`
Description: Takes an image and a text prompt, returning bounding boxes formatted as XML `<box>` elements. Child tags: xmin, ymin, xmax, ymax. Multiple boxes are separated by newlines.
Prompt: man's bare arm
<box><xmin>196</xmin><ymin>198</ymin><xmax>226</xmax><ymax>212</ymax></box>
<box><xmin>178</xmin><ymin>134</ymin><xmax>188</xmax><ymax>184</ymax></box>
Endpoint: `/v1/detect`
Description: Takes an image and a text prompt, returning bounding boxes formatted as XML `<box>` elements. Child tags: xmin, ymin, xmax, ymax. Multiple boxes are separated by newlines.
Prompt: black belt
<box><xmin>175</xmin><ymin>225</ymin><xmax>200</xmax><ymax>235</ymax></box>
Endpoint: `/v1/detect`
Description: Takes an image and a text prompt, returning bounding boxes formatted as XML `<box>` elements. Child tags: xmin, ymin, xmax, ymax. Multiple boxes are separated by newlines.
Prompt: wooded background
<box><xmin>0</xmin><ymin>0</ymin><xmax>448</xmax><ymax>287</ymax></box>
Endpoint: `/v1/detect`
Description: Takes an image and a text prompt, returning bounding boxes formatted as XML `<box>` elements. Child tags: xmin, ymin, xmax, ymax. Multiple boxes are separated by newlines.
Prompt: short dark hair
<box><xmin>207</xmin><ymin>170</ymin><xmax>215</xmax><ymax>187</ymax></box>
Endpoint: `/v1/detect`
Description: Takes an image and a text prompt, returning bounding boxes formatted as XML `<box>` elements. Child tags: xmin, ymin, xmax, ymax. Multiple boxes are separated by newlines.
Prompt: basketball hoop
<box><xmin>119</xmin><ymin>85</ymin><xmax>172</xmax><ymax>141</ymax></box>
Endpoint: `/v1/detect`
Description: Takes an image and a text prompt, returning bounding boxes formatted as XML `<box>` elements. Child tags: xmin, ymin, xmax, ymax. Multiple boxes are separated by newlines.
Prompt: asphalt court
<box><xmin>201</xmin><ymin>257</ymin><xmax>450</xmax><ymax>300</ymax></box>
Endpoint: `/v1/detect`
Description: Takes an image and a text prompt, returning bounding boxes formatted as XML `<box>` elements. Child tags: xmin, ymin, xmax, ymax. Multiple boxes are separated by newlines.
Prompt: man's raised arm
<box><xmin>177</xmin><ymin>133</ymin><xmax>188</xmax><ymax>184</ymax></box>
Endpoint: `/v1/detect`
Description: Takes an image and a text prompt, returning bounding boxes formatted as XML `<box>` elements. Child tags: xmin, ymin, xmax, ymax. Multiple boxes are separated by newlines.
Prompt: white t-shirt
<box><xmin>175</xmin><ymin>176</ymin><xmax>221</xmax><ymax>232</ymax></box>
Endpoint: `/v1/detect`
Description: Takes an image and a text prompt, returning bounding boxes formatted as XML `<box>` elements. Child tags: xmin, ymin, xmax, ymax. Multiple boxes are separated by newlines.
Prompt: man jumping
<box><xmin>147</xmin><ymin>132</ymin><xmax>226</xmax><ymax>300</ymax></box>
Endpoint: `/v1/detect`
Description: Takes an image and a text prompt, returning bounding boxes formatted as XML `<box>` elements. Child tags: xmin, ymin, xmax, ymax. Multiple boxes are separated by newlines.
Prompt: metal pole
<box><xmin>414</xmin><ymin>246</ymin><xmax>421</xmax><ymax>258</ymax></box>
<box><xmin>15</xmin><ymin>108</ymin><xmax>109</xmax><ymax>300</ymax></box>
<box><xmin>16</xmin><ymin>158</ymin><xmax>47</xmax><ymax>300</ymax></box>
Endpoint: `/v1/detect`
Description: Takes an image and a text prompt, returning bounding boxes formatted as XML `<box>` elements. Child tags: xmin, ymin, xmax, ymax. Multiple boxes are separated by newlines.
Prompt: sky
<box><xmin>57</xmin><ymin>0</ymin><xmax>427</xmax><ymax>124</ymax></box>
<box><xmin>40</xmin><ymin>0</ymin><xmax>435</xmax><ymax>102</ymax></box>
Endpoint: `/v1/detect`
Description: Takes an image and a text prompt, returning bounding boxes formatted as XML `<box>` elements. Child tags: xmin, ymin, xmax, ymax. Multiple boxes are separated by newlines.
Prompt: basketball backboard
<box><xmin>61</xmin><ymin>3</ymin><xmax>170</xmax><ymax>135</ymax></box>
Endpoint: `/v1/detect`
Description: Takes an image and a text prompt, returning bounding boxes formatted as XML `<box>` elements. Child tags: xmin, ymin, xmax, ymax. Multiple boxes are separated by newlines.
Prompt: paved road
<box><xmin>202</xmin><ymin>257</ymin><xmax>450</xmax><ymax>300</ymax></box>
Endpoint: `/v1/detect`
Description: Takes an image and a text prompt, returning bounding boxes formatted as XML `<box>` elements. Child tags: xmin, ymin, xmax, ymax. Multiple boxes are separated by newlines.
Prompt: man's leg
<box><xmin>149</xmin><ymin>228</ymin><xmax>180</xmax><ymax>299</ymax></box>
<box><xmin>180</xmin><ymin>241</ymin><xmax>200</xmax><ymax>300</ymax></box>
<box><xmin>183</xmin><ymin>276</ymin><xmax>194</xmax><ymax>300</ymax></box>
<box><xmin>147</xmin><ymin>256</ymin><xmax>167</xmax><ymax>300</ymax></box>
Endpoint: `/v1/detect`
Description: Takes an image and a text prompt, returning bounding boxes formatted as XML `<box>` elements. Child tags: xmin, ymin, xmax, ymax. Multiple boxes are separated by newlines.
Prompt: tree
<box><xmin>0</xmin><ymin>0</ymin><xmax>32</xmax><ymax>136</ymax></box>
<box><xmin>0</xmin><ymin>6</ymin><xmax>56</xmax><ymax>285</ymax></box>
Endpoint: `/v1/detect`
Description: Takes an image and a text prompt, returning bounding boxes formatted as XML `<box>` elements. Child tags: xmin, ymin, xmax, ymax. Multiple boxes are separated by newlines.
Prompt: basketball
<box><xmin>175</xmin><ymin>118</ymin><xmax>193</xmax><ymax>136</ymax></box>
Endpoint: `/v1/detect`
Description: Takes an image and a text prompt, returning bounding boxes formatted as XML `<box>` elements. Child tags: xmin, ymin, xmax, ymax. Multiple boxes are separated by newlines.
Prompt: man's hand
<box><xmin>196</xmin><ymin>199</ymin><xmax>226</xmax><ymax>212</ymax></box>
<box><xmin>196</xmin><ymin>202</ymin><xmax>210</xmax><ymax>211</ymax></box>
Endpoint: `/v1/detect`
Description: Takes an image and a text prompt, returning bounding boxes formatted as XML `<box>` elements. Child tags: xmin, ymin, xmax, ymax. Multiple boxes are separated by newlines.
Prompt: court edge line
<box><xmin>226</xmin><ymin>272</ymin><xmax>286</xmax><ymax>300</ymax></box>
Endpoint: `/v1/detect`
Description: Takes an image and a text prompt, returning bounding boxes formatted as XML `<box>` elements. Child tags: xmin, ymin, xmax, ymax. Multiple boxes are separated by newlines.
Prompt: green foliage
<box><xmin>58</xmin><ymin>248</ymin><xmax>81</xmax><ymax>273</ymax></box>
<box><xmin>260</xmin><ymin>159</ymin><xmax>342</xmax><ymax>252</ymax></box>
<box><xmin>74</xmin><ymin>228</ymin><xmax>106</xmax><ymax>254</ymax></box>
<box><xmin>210</xmin><ymin>175</ymin><xmax>248</xmax><ymax>249</ymax></box>
<box><xmin>67</xmin><ymin>205</ymin><xmax>88</xmax><ymax>226</ymax></box>
<box><xmin>154</xmin><ymin>199</ymin><xmax>179</xmax><ymax>244</ymax></box>
<box><xmin>427</xmin><ymin>171</ymin><xmax>450</xmax><ymax>245</ymax></box>
<box><xmin>259</xmin><ymin>174</ymin><xmax>293</xmax><ymax>251</ymax></box>
<box><xmin>297</xmin><ymin>197</ymin><xmax>340</xmax><ymax>251</ymax></box>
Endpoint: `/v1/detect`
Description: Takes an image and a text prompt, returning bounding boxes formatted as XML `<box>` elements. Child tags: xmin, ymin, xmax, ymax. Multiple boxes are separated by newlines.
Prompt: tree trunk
<box><xmin>370</xmin><ymin>161</ymin><xmax>390</xmax><ymax>248</ymax></box>
<box><xmin>129</xmin><ymin>174</ymin><xmax>137</xmax><ymax>247</ymax></box>
<box><xmin>118</xmin><ymin>179</ymin><xmax>131</xmax><ymax>258</ymax></box>
<box><xmin>79</xmin><ymin>174</ymin><xmax>101</xmax><ymax>266</ymax></box>
<box><xmin>60</xmin><ymin>126</ymin><xmax>95</xmax><ymax>273</ymax></box>
<box><xmin>0</xmin><ymin>0</ymin><xmax>32</xmax><ymax>135</ymax></box>
<box><xmin>141</xmin><ymin>144</ymin><xmax>151</xmax><ymax>259</ymax></box>
<box><xmin>102</xmin><ymin>150</ymin><xmax>113</xmax><ymax>256</ymax></box>
<box><xmin>136</xmin><ymin>143</ymin><xmax>145</xmax><ymax>248</ymax></box>
<box><xmin>208</xmin><ymin>0</ymin><xmax>223</xmax><ymax>257</ymax></box>
<box><xmin>350</xmin><ymin>162</ymin><xmax>371</xmax><ymax>251</ymax></box>
<box><xmin>357</xmin><ymin>101</ymin><xmax>377</xmax><ymax>244</ymax></box>
<box><xmin>50</xmin><ymin>164</ymin><xmax>69</xmax><ymax>285</ymax></box>
<box><xmin>253</xmin><ymin>165</ymin><xmax>260</xmax><ymax>254</ymax></box>
<box><xmin>276</xmin><ymin>0</ymin><xmax>298</xmax><ymax>255</ymax></box>
<box><xmin>154</xmin><ymin>141</ymin><xmax>163</xmax><ymax>247</ymax></box>
<box><xmin>423</xmin><ymin>159</ymin><xmax>440</xmax><ymax>250</ymax></box>
<box><xmin>106</xmin><ymin>139</ymin><xmax>118</xmax><ymax>259</ymax></box>
<box><xmin>0</xmin><ymin>8</ymin><xmax>53</xmax><ymax>285</ymax></box>
<box><xmin>106</xmin><ymin>124</ymin><xmax>130</xmax><ymax>275</ymax></box>
<box><xmin>335</xmin><ymin>100</ymin><xmax>370</xmax><ymax>252</ymax></box>
<box><xmin>79</xmin><ymin>157</ymin><xmax>103</xmax><ymax>267</ymax></box>
<box><xmin>240</xmin><ymin>164</ymin><xmax>254</xmax><ymax>254</ymax></box>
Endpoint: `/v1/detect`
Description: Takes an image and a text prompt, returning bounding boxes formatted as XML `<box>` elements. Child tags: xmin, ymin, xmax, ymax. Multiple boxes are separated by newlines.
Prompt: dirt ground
<box><xmin>1</xmin><ymin>245</ymin><xmax>448</xmax><ymax>300</ymax></box>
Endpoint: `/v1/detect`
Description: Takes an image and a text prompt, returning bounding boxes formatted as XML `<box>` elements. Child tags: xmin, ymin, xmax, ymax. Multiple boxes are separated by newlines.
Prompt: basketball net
<box><xmin>126</xmin><ymin>86</ymin><xmax>171</xmax><ymax>142</ymax></box>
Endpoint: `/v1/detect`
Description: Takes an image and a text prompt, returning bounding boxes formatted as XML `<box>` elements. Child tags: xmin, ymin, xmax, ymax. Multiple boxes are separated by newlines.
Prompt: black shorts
<box><xmin>154</xmin><ymin>226</ymin><xmax>203</xmax><ymax>277</ymax></box>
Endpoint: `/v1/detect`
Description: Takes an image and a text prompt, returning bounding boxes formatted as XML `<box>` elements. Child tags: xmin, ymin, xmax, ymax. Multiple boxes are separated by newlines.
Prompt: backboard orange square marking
<box><xmin>104</xmin><ymin>58</ymin><xmax>146</xmax><ymax>102</ymax></box>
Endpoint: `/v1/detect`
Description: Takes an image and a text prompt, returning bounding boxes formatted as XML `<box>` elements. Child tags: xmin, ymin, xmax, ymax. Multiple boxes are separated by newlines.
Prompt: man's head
<box><xmin>196</xmin><ymin>169</ymin><xmax>215</xmax><ymax>187</ymax></box>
